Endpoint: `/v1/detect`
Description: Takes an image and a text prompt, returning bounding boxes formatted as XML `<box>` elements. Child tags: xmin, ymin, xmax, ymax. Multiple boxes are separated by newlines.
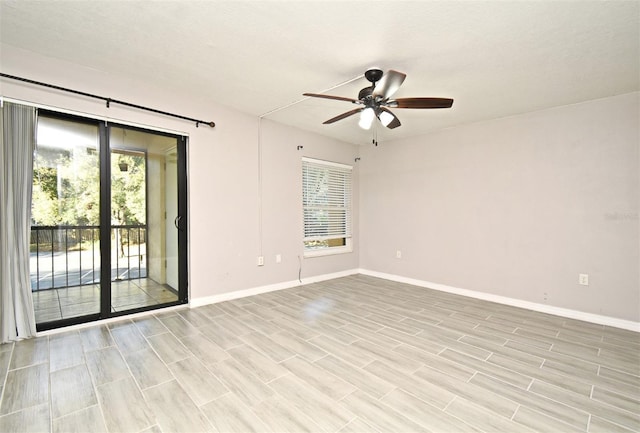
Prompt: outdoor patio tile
<box><xmin>142</xmin><ymin>284</ymin><xmax>174</xmax><ymax>297</ymax></box>
<box><xmin>32</xmin><ymin>289</ymin><xmax>59</xmax><ymax>305</ymax></box>
<box><xmin>57</xmin><ymin>285</ymin><xmax>100</xmax><ymax>306</ymax></box>
<box><xmin>112</xmin><ymin>293</ymin><xmax>156</xmax><ymax>309</ymax></box>
<box><xmin>136</xmin><ymin>278</ymin><xmax>163</xmax><ymax>288</ymax></box>
<box><xmin>60</xmin><ymin>300</ymin><xmax>99</xmax><ymax>318</ymax></box>
<box><xmin>150</xmin><ymin>291</ymin><xmax>179</xmax><ymax>304</ymax></box>
<box><xmin>35</xmin><ymin>308</ymin><xmax>62</xmax><ymax>323</ymax></box>
<box><xmin>111</xmin><ymin>281</ymin><xmax>145</xmax><ymax>296</ymax></box>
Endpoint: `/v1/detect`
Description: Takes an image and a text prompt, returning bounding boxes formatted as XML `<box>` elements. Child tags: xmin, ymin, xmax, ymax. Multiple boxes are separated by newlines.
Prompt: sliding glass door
<box><xmin>108</xmin><ymin>126</ymin><xmax>187</xmax><ymax>313</ymax></box>
<box><xmin>31</xmin><ymin>115</ymin><xmax>102</xmax><ymax>322</ymax></box>
<box><xmin>31</xmin><ymin>111</ymin><xmax>188</xmax><ymax>330</ymax></box>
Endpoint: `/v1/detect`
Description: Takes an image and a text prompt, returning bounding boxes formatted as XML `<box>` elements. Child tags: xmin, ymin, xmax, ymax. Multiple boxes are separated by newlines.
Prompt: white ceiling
<box><xmin>1</xmin><ymin>1</ymin><xmax>638</xmax><ymax>145</ymax></box>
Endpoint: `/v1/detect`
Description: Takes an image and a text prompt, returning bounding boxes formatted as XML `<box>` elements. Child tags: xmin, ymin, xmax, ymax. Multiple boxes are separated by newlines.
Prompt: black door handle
<box><xmin>174</xmin><ymin>215</ymin><xmax>183</xmax><ymax>231</ymax></box>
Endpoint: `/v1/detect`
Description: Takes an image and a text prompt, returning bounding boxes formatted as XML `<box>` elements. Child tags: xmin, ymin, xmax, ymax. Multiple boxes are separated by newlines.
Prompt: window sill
<box><xmin>303</xmin><ymin>246</ymin><xmax>353</xmax><ymax>258</ymax></box>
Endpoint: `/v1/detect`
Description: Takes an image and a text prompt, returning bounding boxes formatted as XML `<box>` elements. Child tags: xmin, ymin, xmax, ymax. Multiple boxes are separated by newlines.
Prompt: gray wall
<box><xmin>3</xmin><ymin>43</ymin><xmax>637</xmax><ymax>322</ymax></box>
<box><xmin>359</xmin><ymin>92</ymin><xmax>639</xmax><ymax>321</ymax></box>
<box><xmin>1</xmin><ymin>44</ymin><xmax>359</xmax><ymax>303</ymax></box>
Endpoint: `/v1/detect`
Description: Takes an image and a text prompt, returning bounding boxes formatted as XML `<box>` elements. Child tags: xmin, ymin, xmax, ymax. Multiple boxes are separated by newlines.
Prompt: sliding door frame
<box><xmin>177</xmin><ymin>136</ymin><xmax>189</xmax><ymax>304</ymax></box>
<box><xmin>35</xmin><ymin>110</ymin><xmax>188</xmax><ymax>331</ymax></box>
<box><xmin>99</xmin><ymin>121</ymin><xmax>111</xmax><ymax>318</ymax></box>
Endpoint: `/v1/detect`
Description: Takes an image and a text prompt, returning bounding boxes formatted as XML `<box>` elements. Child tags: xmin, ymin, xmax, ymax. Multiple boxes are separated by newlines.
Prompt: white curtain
<box><xmin>0</xmin><ymin>102</ymin><xmax>37</xmax><ymax>343</ymax></box>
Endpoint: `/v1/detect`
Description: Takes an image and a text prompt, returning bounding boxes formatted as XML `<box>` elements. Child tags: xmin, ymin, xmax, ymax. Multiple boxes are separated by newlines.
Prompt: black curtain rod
<box><xmin>0</xmin><ymin>73</ymin><xmax>215</xmax><ymax>128</ymax></box>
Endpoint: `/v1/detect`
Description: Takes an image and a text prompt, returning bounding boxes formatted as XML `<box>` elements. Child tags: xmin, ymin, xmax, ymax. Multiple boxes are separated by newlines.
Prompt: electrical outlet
<box><xmin>396</xmin><ymin>250</ymin><xmax>402</xmax><ymax>259</ymax></box>
<box><xmin>579</xmin><ymin>274</ymin><xmax>589</xmax><ymax>286</ymax></box>
<box><xmin>257</xmin><ymin>256</ymin><xmax>264</xmax><ymax>266</ymax></box>
<box><xmin>276</xmin><ymin>254</ymin><xmax>282</xmax><ymax>263</ymax></box>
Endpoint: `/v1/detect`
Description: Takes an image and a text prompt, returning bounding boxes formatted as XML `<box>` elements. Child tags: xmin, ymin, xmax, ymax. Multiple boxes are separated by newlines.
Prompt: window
<box><xmin>302</xmin><ymin>157</ymin><xmax>352</xmax><ymax>257</ymax></box>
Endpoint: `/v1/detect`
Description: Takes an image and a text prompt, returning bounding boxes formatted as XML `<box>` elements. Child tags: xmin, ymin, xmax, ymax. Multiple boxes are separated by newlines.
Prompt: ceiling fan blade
<box><xmin>303</xmin><ymin>93</ymin><xmax>359</xmax><ymax>103</ymax></box>
<box><xmin>392</xmin><ymin>97</ymin><xmax>454</xmax><ymax>109</ymax></box>
<box><xmin>378</xmin><ymin>107</ymin><xmax>401</xmax><ymax>129</ymax></box>
<box><xmin>373</xmin><ymin>70</ymin><xmax>406</xmax><ymax>99</ymax></box>
<box><xmin>322</xmin><ymin>108</ymin><xmax>363</xmax><ymax>124</ymax></box>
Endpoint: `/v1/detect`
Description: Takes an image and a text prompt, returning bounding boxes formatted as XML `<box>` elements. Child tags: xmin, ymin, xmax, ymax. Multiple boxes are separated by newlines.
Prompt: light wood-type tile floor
<box><xmin>1</xmin><ymin>274</ymin><xmax>639</xmax><ymax>432</ymax></box>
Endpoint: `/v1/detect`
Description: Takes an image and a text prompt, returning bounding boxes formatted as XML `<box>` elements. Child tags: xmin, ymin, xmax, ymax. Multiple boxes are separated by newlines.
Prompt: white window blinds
<box><xmin>302</xmin><ymin>157</ymin><xmax>352</xmax><ymax>245</ymax></box>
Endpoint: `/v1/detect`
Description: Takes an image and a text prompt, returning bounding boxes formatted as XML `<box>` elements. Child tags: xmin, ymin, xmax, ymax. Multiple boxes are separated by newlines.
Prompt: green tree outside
<box><xmin>32</xmin><ymin>149</ymin><xmax>145</xmax><ymax>227</ymax></box>
<box><xmin>31</xmin><ymin>147</ymin><xmax>146</xmax><ymax>253</ymax></box>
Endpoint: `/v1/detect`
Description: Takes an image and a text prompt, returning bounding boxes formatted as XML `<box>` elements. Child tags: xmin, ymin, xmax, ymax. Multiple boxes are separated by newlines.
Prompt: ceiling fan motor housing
<box><xmin>358</xmin><ymin>86</ymin><xmax>373</xmax><ymax>101</ymax></box>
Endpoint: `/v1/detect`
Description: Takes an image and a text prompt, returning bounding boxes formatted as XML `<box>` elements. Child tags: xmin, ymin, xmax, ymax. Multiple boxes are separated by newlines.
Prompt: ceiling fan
<box><xmin>303</xmin><ymin>68</ymin><xmax>453</xmax><ymax>130</ymax></box>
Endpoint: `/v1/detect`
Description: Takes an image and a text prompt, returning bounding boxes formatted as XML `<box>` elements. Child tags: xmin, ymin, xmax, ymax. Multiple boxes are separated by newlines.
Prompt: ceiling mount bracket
<box><xmin>364</xmin><ymin>68</ymin><xmax>383</xmax><ymax>84</ymax></box>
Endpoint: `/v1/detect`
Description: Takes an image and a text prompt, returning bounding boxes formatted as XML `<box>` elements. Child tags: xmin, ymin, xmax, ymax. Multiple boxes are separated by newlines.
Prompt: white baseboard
<box><xmin>188</xmin><ymin>267</ymin><xmax>639</xmax><ymax>332</ymax></box>
<box><xmin>358</xmin><ymin>269</ymin><xmax>640</xmax><ymax>332</ymax></box>
<box><xmin>189</xmin><ymin>268</ymin><xmax>360</xmax><ymax>308</ymax></box>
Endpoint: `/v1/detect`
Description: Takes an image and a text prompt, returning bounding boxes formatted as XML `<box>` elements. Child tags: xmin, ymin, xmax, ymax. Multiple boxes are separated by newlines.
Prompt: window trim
<box><xmin>302</xmin><ymin>157</ymin><xmax>353</xmax><ymax>258</ymax></box>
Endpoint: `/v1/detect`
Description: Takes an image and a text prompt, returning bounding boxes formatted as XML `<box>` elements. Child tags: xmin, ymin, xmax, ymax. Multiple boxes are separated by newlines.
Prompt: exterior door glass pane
<box><xmin>31</xmin><ymin>116</ymin><xmax>101</xmax><ymax>323</ymax></box>
<box><xmin>109</xmin><ymin>127</ymin><xmax>178</xmax><ymax>313</ymax></box>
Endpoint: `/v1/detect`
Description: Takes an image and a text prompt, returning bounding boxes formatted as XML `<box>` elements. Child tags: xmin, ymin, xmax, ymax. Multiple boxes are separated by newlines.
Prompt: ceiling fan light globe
<box><xmin>379</xmin><ymin>110</ymin><xmax>394</xmax><ymax>127</ymax></box>
<box><xmin>358</xmin><ymin>107</ymin><xmax>375</xmax><ymax>130</ymax></box>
